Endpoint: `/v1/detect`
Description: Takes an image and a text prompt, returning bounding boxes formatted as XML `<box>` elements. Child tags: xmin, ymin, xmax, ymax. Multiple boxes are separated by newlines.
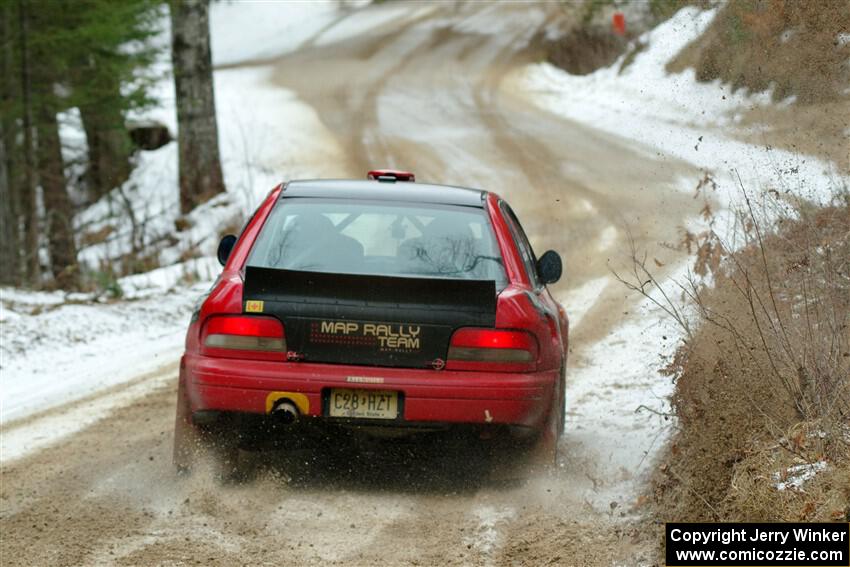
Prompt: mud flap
<box><xmin>529</xmin><ymin>408</ymin><xmax>559</xmax><ymax>472</ymax></box>
<box><xmin>172</xmin><ymin>372</ymin><xmax>198</xmax><ymax>474</ymax></box>
<box><xmin>526</xmin><ymin>377</ymin><xmax>562</xmax><ymax>473</ymax></box>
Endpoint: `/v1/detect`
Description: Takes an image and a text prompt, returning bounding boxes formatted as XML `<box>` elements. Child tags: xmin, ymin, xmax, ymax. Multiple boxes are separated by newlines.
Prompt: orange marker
<box><xmin>612</xmin><ymin>12</ymin><xmax>626</xmax><ymax>36</ymax></box>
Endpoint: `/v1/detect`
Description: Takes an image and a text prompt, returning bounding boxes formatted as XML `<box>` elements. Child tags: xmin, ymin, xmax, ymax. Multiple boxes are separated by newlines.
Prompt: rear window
<box><xmin>247</xmin><ymin>198</ymin><xmax>507</xmax><ymax>288</ymax></box>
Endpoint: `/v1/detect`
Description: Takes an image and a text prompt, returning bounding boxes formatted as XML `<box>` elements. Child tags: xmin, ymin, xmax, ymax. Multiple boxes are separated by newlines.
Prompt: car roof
<box><xmin>282</xmin><ymin>179</ymin><xmax>486</xmax><ymax>208</ymax></box>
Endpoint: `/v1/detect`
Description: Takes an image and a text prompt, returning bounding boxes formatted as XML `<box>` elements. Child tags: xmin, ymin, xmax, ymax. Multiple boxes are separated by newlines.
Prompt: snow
<box><xmin>556</xmin><ymin>276</ymin><xmax>608</xmax><ymax>330</ymax></box>
<box><xmin>0</xmin><ymin>281</ymin><xmax>208</xmax><ymax>426</ymax></box>
<box><xmin>1</xmin><ymin>362</ymin><xmax>176</xmax><ymax>462</ymax></box>
<box><xmin>518</xmin><ymin>7</ymin><xmax>849</xmax><ymax>211</ymax></box>
<box><xmin>214</xmin><ymin>65</ymin><xmax>350</xmax><ymax>211</ymax></box>
<box><xmin>773</xmin><ymin>461</ymin><xmax>828</xmax><ymax>492</ymax></box>
<box><xmin>210</xmin><ymin>1</ymin><xmax>343</xmax><ymax>66</ymax></box>
<box><xmin>118</xmin><ymin>257</ymin><xmax>220</xmax><ymax>298</ymax></box>
<box><xmin>316</xmin><ymin>2</ymin><xmax>437</xmax><ymax>47</ymax></box>
<box><xmin>0</xmin><ymin>288</ymin><xmax>68</xmax><ymax>310</ymax></box>
<box><xmin>58</xmin><ymin>107</ymin><xmax>89</xmax><ymax>205</ymax></box>
<box><xmin>463</xmin><ymin>505</ymin><xmax>516</xmax><ymax>558</ymax></box>
<box><xmin>563</xmin><ymin>269</ymin><xmax>685</xmax><ymax>508</ymax></box>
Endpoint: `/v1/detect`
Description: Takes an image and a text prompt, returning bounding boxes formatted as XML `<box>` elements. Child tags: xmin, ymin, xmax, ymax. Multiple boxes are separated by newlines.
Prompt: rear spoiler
<box><xmin>243</xmin><ymin>266</ymin><xmax>496</xmax><ymax>327</ymax></box>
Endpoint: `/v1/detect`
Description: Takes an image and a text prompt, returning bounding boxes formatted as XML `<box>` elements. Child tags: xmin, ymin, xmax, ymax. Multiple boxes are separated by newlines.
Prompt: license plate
<box><xmin>328</xmin><ymin>389</ymin><xmax>399</xmax><ymax>420</ymax></box>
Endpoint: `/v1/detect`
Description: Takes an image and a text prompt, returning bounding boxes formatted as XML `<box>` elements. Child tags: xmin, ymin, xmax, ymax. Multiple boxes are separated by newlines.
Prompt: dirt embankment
<box><xmin>542</xmin><ymin>1</ymin><xmax>665</xmax><ymax>76</ymax></box>
<box><xmin>651</xmin><ymin>196</ymin><xmax>850</xmax><ymax>535</ymax></box>
<box><xmin>670</xmin><ymin>0</ymin><xmax>850</xmax><ymax>172</ymax></box>
<box><xmin>669</xmin><ymin>0</ymin><xmax>850</xmax><ymax>104</ymax></box>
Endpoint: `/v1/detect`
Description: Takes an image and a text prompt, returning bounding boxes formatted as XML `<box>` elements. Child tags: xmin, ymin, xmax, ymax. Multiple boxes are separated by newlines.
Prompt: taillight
<box><xmin>447</xmin><ymin>328</ymin><xmax>538</xmax><ymax>372</ymax></box>
<box><xmin>202</xmin><ymin>316</ymin><xmax>285</xmax><ymax>358</ymax></box>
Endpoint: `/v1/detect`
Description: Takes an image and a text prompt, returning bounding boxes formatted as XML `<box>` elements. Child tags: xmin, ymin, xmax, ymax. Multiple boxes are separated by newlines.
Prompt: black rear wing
<box><xmin>242</xmin><ymin>267</ymin><xmax>497</xmax><ymax>368</ymax></box>
<box><xmin>243</xmin><ymin>266</ymin><xmax>496</xmax><ymax>327</ymax></box>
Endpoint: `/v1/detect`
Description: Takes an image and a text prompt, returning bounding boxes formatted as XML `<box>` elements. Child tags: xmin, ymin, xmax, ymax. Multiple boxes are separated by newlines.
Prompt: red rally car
<box><xmin>174</xmin><ymin>170</ymin><xmax>568</xmax><ymax>473</ymax></box>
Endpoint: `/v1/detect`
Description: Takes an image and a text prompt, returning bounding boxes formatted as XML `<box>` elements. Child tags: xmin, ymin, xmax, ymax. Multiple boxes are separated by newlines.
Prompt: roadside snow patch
<box><xmin>556</xmin><ymin>276</ymin><xmax>608</xmax><ymax>330</ymax></box>
<box><xmin>316</xmin><ymin>2</ymin><xmax>438</xmax><ymax>47</ymax></box>
<box><xmin>773</xmin><ymin>461</ymin><xmax>828</xmax><ymax>492</ymax></box>
<box><xmin>1</xmin><ymin>363</ymin><xmax>176</xmax><ymax>462</ymax></box>
<box><xmin>463</xmin><ymin>505</ymin><xmax>516</xmax><ymax>559</ymax></box>
<box><xmin>210</xmin><ymin>1</ymin><xmax>342</xmax><ymax>66</ymax></box>
<box><xmin>0</xmin><ymin>282</ymin><xmax>209</xmax><ymax>425</ymax></box>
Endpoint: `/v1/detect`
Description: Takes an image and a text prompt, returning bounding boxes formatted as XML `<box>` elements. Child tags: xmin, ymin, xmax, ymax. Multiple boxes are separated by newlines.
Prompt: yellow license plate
<box><xmin>329</xmin><ymin>389</ymin><xmax>399</xmax><ymax>420</ymax></box>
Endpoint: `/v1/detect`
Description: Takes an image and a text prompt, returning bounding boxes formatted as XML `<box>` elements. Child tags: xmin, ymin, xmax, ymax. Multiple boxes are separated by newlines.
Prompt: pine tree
<box><xmin>27</xmin><ymin>1</ymin><xmax>79</xmax><ymax>286</ymax></box>
<box><xmin>17</xmin><ymin>0</ymin><xmax>39</xmax><ymax>284</ymax></box>
<box><xmin>0</xmin><ymin>2</ymin><xmax>21</xmax><ymax>284</ymax></box>
<box><xmin>0</xmin><ymin>121</ymin><xmax>17</xmax><ymax>285</ymax></box>
<box><xmin>0</xmin><ymin>0</ymin><xmax>162</xmax><ymax>288</ymax></box>
<box><xmin>64</xmin><ymin>0</ymin><xmax>161</xmax><ymax>200</ymax></box>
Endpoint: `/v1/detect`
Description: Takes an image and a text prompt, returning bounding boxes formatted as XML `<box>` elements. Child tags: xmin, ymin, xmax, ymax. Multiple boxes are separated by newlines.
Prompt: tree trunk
<box><xmin>170</xmin><ymin>0</ymin><xmax>225</xmax><ymax>215</ymax></box>
<box><xmin>0</xmin><ymin>123</ymin><xmax>19</xmax><ymax>285</ymax></box>
<box><xmin>78</xmin><ymin>72</ymin><xmax>132</xmax><ymax>200</ymax></box>
<box><xmin>18</xmin><ymin>0</ymin><xmax>39</xmax><ymax>284</ymax></box>
<box><xmin>37</xmin><ymin>102</ymin><xmax>78</xmax><ymax>289</ymax></box>
<box><xmin>0</xmin><ymin>3</ymin><xmax>21</xmax><ymax>285</ymax></box>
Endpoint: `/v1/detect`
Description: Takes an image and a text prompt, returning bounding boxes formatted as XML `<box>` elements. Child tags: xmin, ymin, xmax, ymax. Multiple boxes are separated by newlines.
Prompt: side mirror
<box><xmin>217</xmin><ymin>234</ymin><xmax>237</xmax><ymax>266</ymax></box>
<box><xmin>536</xmin><ymin>250</ymin><xmax>562</xmax><ymax>285</ymax></box>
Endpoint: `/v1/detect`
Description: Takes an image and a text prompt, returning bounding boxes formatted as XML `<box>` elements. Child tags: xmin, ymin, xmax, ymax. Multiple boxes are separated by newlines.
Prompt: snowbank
<box><xmin>556</xmin><ymin>264</ymin><xmax>688</xmax><ymax>507</ymax></box>
<box><xmin>0</xmin><ymin>281</ymin><xmax>204</xmax><ymax>425</ymax></box>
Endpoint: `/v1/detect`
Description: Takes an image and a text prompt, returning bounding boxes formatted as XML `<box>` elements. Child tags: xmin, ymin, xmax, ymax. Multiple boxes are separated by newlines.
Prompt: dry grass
<box><xmin>668</xmin><ymin>0</ymin><xmax>850</xmax><ymax>103</ymax></box>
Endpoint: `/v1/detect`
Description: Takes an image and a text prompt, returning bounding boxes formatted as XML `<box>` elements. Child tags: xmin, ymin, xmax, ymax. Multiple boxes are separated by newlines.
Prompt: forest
<box><xmin>0</xmin><ymin>0</ymin><xmax>223</xmax><ymax>290</ymax></box>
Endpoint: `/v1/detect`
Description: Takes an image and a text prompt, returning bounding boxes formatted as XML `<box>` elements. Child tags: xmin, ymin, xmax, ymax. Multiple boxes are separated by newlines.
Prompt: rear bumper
<box><xmin>182</xmin><ymin>353</ymin><xmax>558</xmax><ymax>429</ymax></box>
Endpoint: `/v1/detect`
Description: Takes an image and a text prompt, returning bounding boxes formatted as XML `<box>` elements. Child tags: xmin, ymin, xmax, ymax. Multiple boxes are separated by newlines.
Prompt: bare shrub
<box><xmin>618</xmin><ymin>179</ymin><xmax>849</xmax><ymax>526</ymax></box>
